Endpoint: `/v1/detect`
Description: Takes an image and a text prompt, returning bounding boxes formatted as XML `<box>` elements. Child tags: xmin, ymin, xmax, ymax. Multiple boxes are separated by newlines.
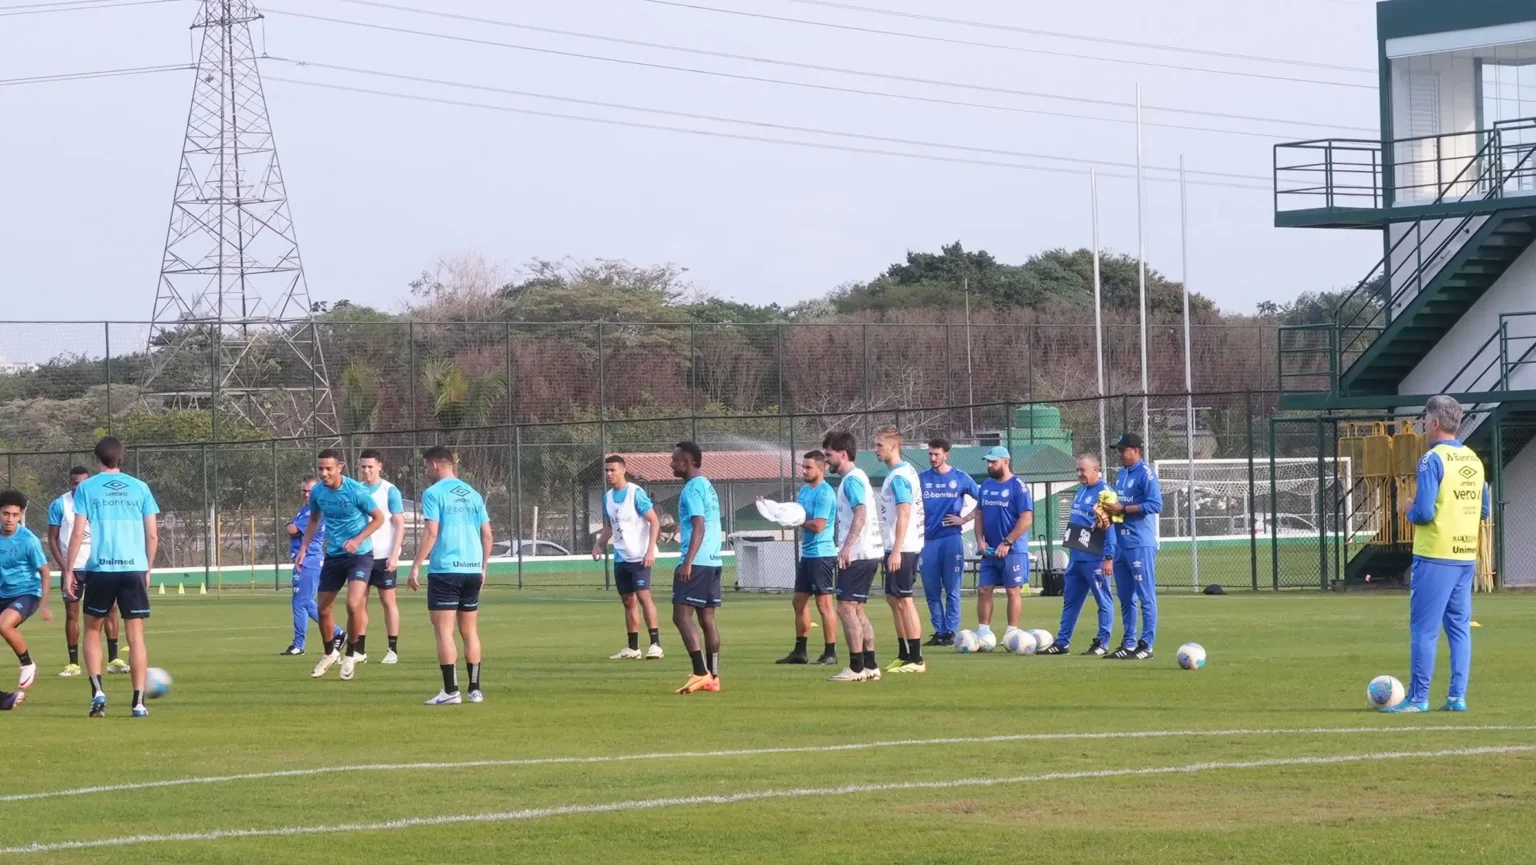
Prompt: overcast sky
<box><xmin>1</xmin><ymin>0</ymin><xmax>1384</xmax><ymax>332</ymax></box>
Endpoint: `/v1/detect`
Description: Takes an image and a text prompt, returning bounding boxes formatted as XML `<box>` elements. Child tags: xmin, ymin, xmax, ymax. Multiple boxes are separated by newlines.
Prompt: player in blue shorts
<box><xmin>671</xmin><ymin>442</ymin><xmax>724</xmax><ymax>695</ymax></box>
<box><xmin>295</xmin><ymin>449</ymin><xmax>385</xmax><ymax>681</ymax></box>
<box><xmin>875</xmin><ymin>426</ymin><xmax>927</xmax><ymax>674</ymax></box>
<box><xmin>918</xmin><ymin>438</ymin><xmax>979</xmax><ymax>647</ymax></box>
<box><xmin>1101</xmin><ymin>433</ymin><xmax>1163</xmax><ymax>661</ymax></box>
<box><xmin>773</xmin><ymin>450</ymin><xmax>839</xmax><ymax>666</ymax></box>
<box><xmin>409</xmin><ymin>446</ymin><xmax>493</xmax><ymax>706</ymax></box>
<box><xmin>65</xmin><ymin>437</ymin><xmax>159</xmax><ymax>718</ymax></box>
<box><xmin>0</xmin><ymin>490</ymin><xmax>52</xmax><ymax>697</ymax></box>
<box><xmin>593</xmin><ymin>455</ymin><xmax>664</xmax><ymax>661</ymax></box>
<box><xmin>971</xmin><ymin>447</ymin><xmax>1033</xmax><ymax>642</ymax></box>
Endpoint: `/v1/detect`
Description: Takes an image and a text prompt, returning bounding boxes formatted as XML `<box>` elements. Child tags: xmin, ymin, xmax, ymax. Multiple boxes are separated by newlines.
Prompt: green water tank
<box><xmin>1016</xmin><ymin>404</ymin><xmax>1062</xmax><ymax>431</ymax></box>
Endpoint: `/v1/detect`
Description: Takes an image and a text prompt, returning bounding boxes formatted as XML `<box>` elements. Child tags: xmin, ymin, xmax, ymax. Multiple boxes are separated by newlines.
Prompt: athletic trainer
<box><xmin>410</xmin><ymin>446</ymin><xmax>492</xmax><ymax>706</ymax></box>
<box><xmin>917</xmin><ymin>438</ymin><xmax>978</xmax><ymax>647</ymax></box>
<box><xmin>1102</xmin><ymin>432</ymin><xmax>1162</xmax><ymax>661</ymax></box>
<box><xmin>972</xmin><ymin>446</ymin><xmax>1032</xmax><ymax>641</ymax></box>
<box><xmin>1044</xmin><ymin>454</ymin><xmax>1116</xmax><ymax>656</ymax></box>
<box><xmin>280</xmin><ymin>476</ymin><xmax>342</xmax><ymax>656</ymax></box>
<box><xmin>593</xmin><ymin>455</ymin><xmax>664</xmax><ymax>661</ymax></box>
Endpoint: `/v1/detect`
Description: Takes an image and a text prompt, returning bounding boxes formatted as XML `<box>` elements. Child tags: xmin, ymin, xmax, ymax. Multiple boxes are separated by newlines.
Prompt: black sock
<box><xmin>648</xmin><ymin>628</ymin><xmax>660</xmax><ymax>646</ymax></box>
<box><xmin>850</xmin><ymin>652</ymin><xmax>865</xmax><ymax>673</ymax></box>
<box><xmin>908</xmin><ymin>638</ymin><xmax>924</xmax><ymax>664</ymax></box>
<box><xmin>824</xmin><ymin>642</ymin><xmax>837</xmax><ymax>658</ymax></box>
<box><xmin>88</xmin><ymin>674</ymin><xmax>103</xmax><ymax>697</ymax></box>
<box><xmin>355</xmin><ymin>635</ymin><xmax>366</xmax><ymax>655</ymax></box>
<box><xmin>331</xmin><ymin>634</ymin><xmax>345</xmax><ymax>655</ymax></box>
<box><xmin>467</xmin><ymin>661</ymin><xmax>481</xmax><ymax>692</ymax></box>
<box><xmin>863</xmin><ymin>649</ymin><xmax>876</xmax><ymax>670</ymax></box>
<box><xmin>345</xmin><ymin>642</ymin><xmax>356</xmax><ymax>658</ymax></box>
<box><xmin>388</xmin><ymin>635</ymin><xmax>398</xmax><ymax>653</ymax></box>
<box><xmin>794</xmin><ymin>636</ymin><xmax>808</xmax><ymax>654</ymax></box>
<box><xmin>132</xmin><ymin>689</ymin><xmax>144</xmax><ymax>708</ymax></box>
<box><xmin>897</xmin><ymin>640</ymin><xmax>910</xmax><ymax>662</ymax></box>
<box><xmin>440</xmin><ymin>663</ymin><xmax>458</xmax><ymax>694</ymax></box>
<box><xmin>107</xmin><ymin>639</ymin><xmax>119</xmax><ymax>662</ymax></box>
<box><xmin>628</xmin><ymin>632</ymin><xmax>639</xmax><ymax>651</ymax></box>
<box><xmin>688</xmin><ymin>650</ymin><xmax>708</xmax><ymax>676</ymax></box>
<box><xmin>67</xmin><ymin>644</ymin><xmax>78</xmax><ymax>665</ymax></box>
<box><xmin>17</xmin><ymin>651</ymin><xmax>31</xmax><ymax>666</ymax></box>
<box><xmin>709</xmin><ymin>652</ymin><xmax>719</xmax><ymax>676</ymax></box>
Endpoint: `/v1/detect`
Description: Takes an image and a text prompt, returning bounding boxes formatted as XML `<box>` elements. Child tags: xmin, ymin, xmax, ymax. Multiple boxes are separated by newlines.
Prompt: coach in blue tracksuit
<box><xmin>1384</xmin><ymin>395</ymin><xmax>1490</xmax><ymax>713</ymax></box>
<box><xmin>917</xmin><ymin>438</ymin><xmax>980</xmax><ymax>646</ymax></box>
<box><xmin>1044</xmin><ymin>453</ymin><xmax>1117</xmax><ymax>656</ymax></box>
<box><xmin>281</xmin><ymin>476</ymin><xmax>339</xmax><ymax>656</ymax></box>
<box><xmin>1102</xmin><ymin>432</ymin><xmax>1161</xmax><ymax>660</ymax></box>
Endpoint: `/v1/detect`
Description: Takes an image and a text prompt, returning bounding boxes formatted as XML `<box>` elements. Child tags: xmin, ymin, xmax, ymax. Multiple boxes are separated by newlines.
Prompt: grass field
<box><xmin>4</xmin><ymin>588</ymin><xmax>1535</xmax><ymax>863</ymax></box>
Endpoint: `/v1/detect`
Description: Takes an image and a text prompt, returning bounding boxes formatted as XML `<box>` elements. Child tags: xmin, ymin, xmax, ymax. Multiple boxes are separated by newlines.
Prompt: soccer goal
<box><xmin>1151</xmin><ymin>457</ymin><xmax>1353</xmax><ymax>543</ymax></box>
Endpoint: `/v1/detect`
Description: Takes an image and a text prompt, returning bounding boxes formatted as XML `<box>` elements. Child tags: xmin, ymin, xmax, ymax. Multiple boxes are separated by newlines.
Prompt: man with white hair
<box><xmin>1383</xmin><ymin>395</ymin><xmax>1489</xmax><ymax>713</ymax></box>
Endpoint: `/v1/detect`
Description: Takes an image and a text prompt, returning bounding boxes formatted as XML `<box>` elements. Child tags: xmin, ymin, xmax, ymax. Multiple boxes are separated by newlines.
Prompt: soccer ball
<box><xmin>1367</xmin><ymin>675</ymin><xmax>1405</xmax><ymax>709</ymax></box>
<box><xmin>145</xmin><ymin>667</ymin><xmax>172</xmax><ymax>700</ymax></box>
<box><xmin>1027</xmin><ymin>629</ymin><xmax>1054</xmax><ymax>651</ymax></box>
<box><xmin>1176</xmin><ymin>643</ymin><xmax>1206</xmax><ymax>670</ymax></box>
<box><xmin>976</xmin><ymin>630</ymin><xmax>999</xmax><ymax>652</ymax></box>
<box><xmin>1002</xmin><ymin>629</ymin><xmax>1038</xmax><ymax>655</ymax></box>
<box><xmin>955</xmin><ymin>630</ymin><xmax>981</xmax><ymax>653</ymax></box>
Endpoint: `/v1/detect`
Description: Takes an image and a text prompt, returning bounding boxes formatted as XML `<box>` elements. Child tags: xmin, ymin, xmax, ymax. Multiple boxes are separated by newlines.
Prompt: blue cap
<box><xmin>983</xmin><ymin>446</ymin><xmax>1011</xmax><ymax>463</ymax></box>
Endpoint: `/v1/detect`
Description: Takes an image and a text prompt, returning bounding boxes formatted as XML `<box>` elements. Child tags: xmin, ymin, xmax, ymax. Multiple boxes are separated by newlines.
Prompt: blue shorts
<box><xmin>794</xmin><ymin>557</ymin><xmax>837</xmax><ymax>596</ymax></box>
<box><xmin>979</xmin><ymin>555</ymin><xmax>1030</xmax><ymax>589</ymax></box>
<box><xmin>427</xmin><ymin>574</ymin><xmax>483</xmax><ymax>612</ymax></box>
<box><xmin>61</xmin><ymin>570</ymin><xmax>88</xmax><ymax>604</ymax></box>
<box><xmin>614</xmin><ymin>561</ymin><xmax>652</xmax><ymax>596</ymax></box>
<box><xmin>0</xmin><ymin>596</ymin><xmax>40</xmax><ymax>623</ymax></box>
<box><xmin>672</xmin><ymin>564</ymin><xmax>723</xmax><ymax>608</ymax></box>
<box><xmin>318</xmin><ymin>554</ymin><xmax>374</xmax><ymax>594</ymax></box>
<box><xmin>368</xmin><ymin>559</ymin><xmax>397</xmax><ymax>590</ymax></box>
<box><xmin>82</xmin><ymin>572</ymin><xmax>150</xmax><ymax>619</ymax></box>
<box><xmin>835</xmin><ymin>560</ymin><xmax>879</xmax><ymax>602</ymax></box>
<box><xmin>883</xmin><ymin>553</ymin><xmax>918</xmax><ymax>597</ymax></box>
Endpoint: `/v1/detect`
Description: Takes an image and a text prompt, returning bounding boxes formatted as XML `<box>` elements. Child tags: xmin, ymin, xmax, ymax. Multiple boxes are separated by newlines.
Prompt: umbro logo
<box><xmin>1458</xmin><ymin>466</ymin><xmax>1478</xmax><ymax>480</ymax></box>
<box><xmin>452</xmin><ymin>486</ymin><xmax>471</xmax><ymax>498</ymax></box>
<box><xmin>103</xmin><ymin>480</ymin><xmax>129</xmax><ymax>492</ymax></box>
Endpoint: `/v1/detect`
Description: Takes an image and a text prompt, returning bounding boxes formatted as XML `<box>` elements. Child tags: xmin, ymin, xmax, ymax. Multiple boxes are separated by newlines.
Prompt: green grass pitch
<box><xmin>4</xmin><ymin>588</ymin><xmax>1536</xmax><ymax>863</ymax></box>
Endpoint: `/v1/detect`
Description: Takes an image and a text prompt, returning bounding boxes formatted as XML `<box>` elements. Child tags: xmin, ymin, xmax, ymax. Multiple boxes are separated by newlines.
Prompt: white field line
<box><xmin>5</xmin><ymin>724</ymin><xmax>1533</xmax><ymax>804</ymax></box>
<box><xmin>2</xmin><ymin>744</ymin><xmax>1529</xmax><ymax>855</ymax></box>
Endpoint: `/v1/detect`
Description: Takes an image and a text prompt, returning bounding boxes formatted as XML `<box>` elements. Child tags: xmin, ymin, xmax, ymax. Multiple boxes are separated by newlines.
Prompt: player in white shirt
<box><xmin>47</xmin><ymin>467</ymin><xmax>124</xmax><ymax>677</ymax></box>
<box><xmin>357</xmin><ymin>450</ymin><xmax>406</xmax><ymax>664</ymax></box>
<box><xmin>822</xmin><ymin>430</ymin><xmax>886</xmax><ymax>682</ymax></box>
<box><xmin>874</xmin><ymin>426</ymin><xmax>926</xmax><ymax>674</ymax></box>
<box><xmin>592</xmin><ymin>455</ymin><xmax>664</xmax><ymax>660</ymax></box>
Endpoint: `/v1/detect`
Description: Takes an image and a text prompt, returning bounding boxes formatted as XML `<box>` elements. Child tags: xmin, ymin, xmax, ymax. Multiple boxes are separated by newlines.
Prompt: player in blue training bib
<box><xmin>592</xmin><ymin>454</ymin><xmax>664</xmax><ymax>661</ymax></box>
<box><xmin>411</xmin><ymin>446</ymin><xmax>493</xmax><ymax>707</ymax></box>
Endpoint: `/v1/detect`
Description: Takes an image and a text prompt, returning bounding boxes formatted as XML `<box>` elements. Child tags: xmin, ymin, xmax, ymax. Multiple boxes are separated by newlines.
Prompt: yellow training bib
<box><xmin>1412</xmin><ymin>443</ymin><xmax>1484</xmax><ymax>561</ymax></box>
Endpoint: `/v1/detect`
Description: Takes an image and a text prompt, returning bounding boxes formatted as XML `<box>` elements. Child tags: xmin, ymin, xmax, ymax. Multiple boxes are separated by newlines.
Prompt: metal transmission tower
<box><xmin>141</xmin><ymin>0</ymin><xmax>336</xmax><ymax>439</ymax></box>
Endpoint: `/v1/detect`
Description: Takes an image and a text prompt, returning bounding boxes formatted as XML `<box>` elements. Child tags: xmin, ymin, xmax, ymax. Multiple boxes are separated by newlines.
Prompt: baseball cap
<box><xmin>983</xmin><ymin>446</ymin><xmax>1011</xmax><ymax>462</ymax></box>
<box><xmin>1112</xmin><ymin>432</ymin><xmax>1145</xmax><ymax>450</ymax></box>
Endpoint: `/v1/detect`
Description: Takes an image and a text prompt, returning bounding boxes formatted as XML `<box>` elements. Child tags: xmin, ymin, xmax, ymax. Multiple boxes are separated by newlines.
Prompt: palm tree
<box><xmin>339</xmin><ymin>361</ymin><xmax>381</xmax><ymax>433</ymax></box>
<box><xmin>421</xmin><ymin>360</ymin><xmax>507</xmax><ymax>429</ymax></box>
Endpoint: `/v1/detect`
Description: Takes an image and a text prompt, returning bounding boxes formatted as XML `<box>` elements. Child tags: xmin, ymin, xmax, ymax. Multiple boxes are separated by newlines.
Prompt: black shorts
<box><xmin>368</xmin><ymin>559</ymin><xmax>397</xmax><ymax>590</ymax></box>
<box><xmin>614</xmin><ymin>561</ymin><xmax>652</xmax><ymax>596</ymax></box>
<box><xmin>836</xmin><ymin>559</ymin><xmax>879</xmax><ymax>602</ymax></box>
<box><xmin>794</xmin><ymin>557</ymin><xmax>837</xmax><ymax>596</ymax></box>
<box><xmin>672</xmin><ymin>564</ymin><xmax>723</xmax><ymax>608</ymax></box>
<box><xmin>318</xmin><ymin>554</ymin><xmax>374</xmax><ymax>594</ymax></box>
<box><xmin>883</xmin><ymin>553</ymin><xmax>918</xmax><ymax>597</ymax></box>
<box><xmin>427</xmin><ymin>574</ymin><xmax>482</xmax><ymax>612</ymax></box>
<box><xmin>82</xmin><ymin>572</ymin><xmax>150</xmax><ymax>620</ymax></box>
<box><xmin>61</xmin><ymin>570</ymin><xmax>87</xmax><ymax>604</ymax></box>
<box><xmin>0</xmin><ymin>596</ymin><xmax>40</xmax><ymax>623</ymax></box>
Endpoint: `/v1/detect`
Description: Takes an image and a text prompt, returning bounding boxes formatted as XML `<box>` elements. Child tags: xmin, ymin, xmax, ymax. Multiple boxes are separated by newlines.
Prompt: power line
<box><xmin>268</xmin><ymin>56</ymin><xmax>1271</xmax><ymax>182</ymax></box>
<box><xmin>262</xmin><ymin>74</ymin><xmax>1272</xmax><ymax>191</ymax></box>
<box><xmin>263</xmin><ymin>9</ymin><xmax>1347</xmax><ymax>141</ymax></box>
<box><xmin>781</xmin><ymin>0</ymin><xmax>1375</xmax><ymax>73</ymax></box>
<box><xmin>0</xmin><ymin>0</ymin><xmax>184</xmax><ymax>16</ymax></box>
<box><xmin>326</xmin><ymin>0</ymin><xmax>1374</xmax><ymax>134</ymax></box>
<box><xmin>643</xmin><ymin>1</ymin><xmax>1378</xmax><ymax>90</ymax></box>
<box><xmin>0</xmin><ymin>62</ymin><xmax>192</xmax><ymax>86</ymax></box>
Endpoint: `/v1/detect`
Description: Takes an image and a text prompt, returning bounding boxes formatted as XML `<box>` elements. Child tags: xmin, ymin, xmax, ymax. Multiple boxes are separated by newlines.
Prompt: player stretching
<box><xmin>280</xmin><ymin>476</ymin><xmax>343</xmax><ymax>656</ymax></box>
<box><xmin>1044</xmin><ymin>454</ymin><xmax>1116</xmax><ymax>655</ymax></box>
<box><xmin>773</xmin><ymin>450</ymin><xmax>838</xmax><ymax>666</ymax></box>
<box><xmin>48</xmin><ymin>467</ymin><xmax>124</xmax><ymax>677</ymax></box>
<box><xmin>592</xmin><ymin>455</ymin><xmax>664</xmax><ymax>661</ymax></box>
<box><xmin>822</xmin><ymin>431</ymin><xmax>884</xmax><ymax>682</ymax></box>
<box><xmin>65</xmin><ymin>436</ymin><xmax>158</xmax><ymax>718</ymax></box>
<box><xmin>670</xmin><ymin>442</ymin><xmax>724</xmax><ymax>695</ymax></box>
<box><xmin>357</xmin><ymin>450</ymin><xmax>406</xmax><ymax>664</ymax></box>
<box><xmin>296</xmin><ymin>449</ymin><xmax>385</xmax><ymax>681</ymax></box>
<box><xmin>875</xmin><ymin>426</ymin><xmax>926</xmax><ymax>674</ymax></box>
<box><xmin>410</xmin><ymin>446</ymin><xmax>492</xmax><ymax>706</ymax></box>
<box><xmin>0</xmin><ymin>490</ymin><xmax>51</xmax><ymax>699</ymax></box>
<box><xmin>918</xmin><ymin>439</ymin><xmax>978</xmax><ymax>647</ymax></box>
<box><xmin>971</xmin><ymin>447</ymin><xmax>1032</xmax><ymax>642</ymax></box>
<box><xmin>1102</xmin><ymin>433</ymin><xmax>1162</xmax><ymax>661</ymax></box>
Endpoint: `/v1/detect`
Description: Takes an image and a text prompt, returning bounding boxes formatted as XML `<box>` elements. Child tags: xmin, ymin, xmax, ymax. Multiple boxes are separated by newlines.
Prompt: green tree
<box><xmin>421</xmin><ymin>360</ymin><xmax>507</xmax><ymax>429</ymax></box>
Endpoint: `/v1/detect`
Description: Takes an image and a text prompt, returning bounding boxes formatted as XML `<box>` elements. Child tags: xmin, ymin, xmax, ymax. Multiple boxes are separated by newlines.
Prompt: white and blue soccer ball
<box><xmin>145</xmin><ymin>667</ymin><xmax>173</xmax><ymax>700</ymax></box>
<box><xmin>1027</xmin><ymin>629</ymin><xmax>1054</xmax><ymax>652</ymax></box>
<box><xmin>976</xmin><ymin>629</ymin><xmax>999</xmax><ymax>653</ymax></box>
<box><xmin>1176</xmin><ymin>643</ymin><xmax>1206</xmax><ymax>670</ymax></box>
<box><xmin>1367</xmin><ymin>675</ymin><xmax>1404</xmax><ymax>709</ymax></box>
<box><xmin>1002</xmin><ymin>628</ymin><xmax>1038</xmax><ymax>655</ymax></box>
<box><xmin>955</xmin><ymin>630</ymin><xmax>981</xmax><ymax>653</ymax></box>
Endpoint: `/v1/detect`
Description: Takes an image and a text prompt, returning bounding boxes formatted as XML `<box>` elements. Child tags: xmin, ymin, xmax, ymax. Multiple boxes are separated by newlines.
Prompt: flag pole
<box><xmin>1180</xmin><ymin>154</ymin><xmax>1199</xmax><ymax>590</ymax></box>
<box><xmin>1091</xmin><ymin>168</ymin><xmax>1107</xmax><ymax>464</ymax></box>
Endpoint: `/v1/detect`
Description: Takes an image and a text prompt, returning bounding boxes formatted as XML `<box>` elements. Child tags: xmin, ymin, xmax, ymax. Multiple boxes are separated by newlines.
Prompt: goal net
<box><xmin>1151</xmin><ymin>457</ymin><xmax>1353</xmax><ymax>543</ymax></box>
